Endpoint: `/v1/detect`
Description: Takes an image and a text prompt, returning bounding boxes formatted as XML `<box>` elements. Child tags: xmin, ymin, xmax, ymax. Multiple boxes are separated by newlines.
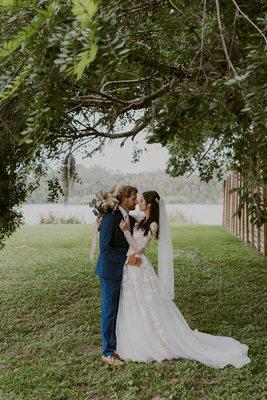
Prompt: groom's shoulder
<box><xmin>102</xmin><ymin>210</ymin><xmax>121</xmax><ymax>222</ymax></box>
<box><xmin>103</xmin><ymin>211</ymin><xmax>115</xmax><ymax>219</ymax></box>
<box><xmin>114</xmin><ymin>209</ymin><xmax>123</xmax><ymax>220</ymax></box>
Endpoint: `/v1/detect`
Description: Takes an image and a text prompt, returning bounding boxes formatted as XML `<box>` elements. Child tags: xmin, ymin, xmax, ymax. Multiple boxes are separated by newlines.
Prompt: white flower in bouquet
<box><xmin>89</xmin><ymin>185</ymin><xmax>121</xmax><ymax>217</ymax></box>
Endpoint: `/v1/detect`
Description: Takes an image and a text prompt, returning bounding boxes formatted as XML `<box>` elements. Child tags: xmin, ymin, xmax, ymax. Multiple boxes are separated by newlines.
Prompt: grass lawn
<box><xmin>0</xmin><ymin>224</ymin><xmax>266</xmax><ymax>400</ymax></box>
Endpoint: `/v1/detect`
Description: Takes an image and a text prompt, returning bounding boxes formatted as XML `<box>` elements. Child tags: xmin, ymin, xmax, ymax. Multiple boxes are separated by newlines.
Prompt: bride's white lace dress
<box><xmin>116</xmin><ymin>220</ymin><xmax>251</xmax><ymax>368</ymax></box>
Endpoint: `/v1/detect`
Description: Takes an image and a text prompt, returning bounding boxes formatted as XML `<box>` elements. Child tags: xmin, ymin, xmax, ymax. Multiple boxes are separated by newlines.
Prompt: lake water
<box><xmin>21</xmin><ymin>203</ymin><xmax>223</xmax><ymax>225</ymax></box>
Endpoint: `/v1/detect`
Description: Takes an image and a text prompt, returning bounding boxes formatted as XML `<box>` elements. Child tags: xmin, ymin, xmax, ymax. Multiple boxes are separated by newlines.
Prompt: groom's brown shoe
<box><xmin>101</xmin><ymin>354</ymin><xmax>124</xmax><ymax>366</ymax></box>
<box><xmin>114</xmin><ymin>351</ymin><xmax>124</xmax><ymax>362</ymax></box>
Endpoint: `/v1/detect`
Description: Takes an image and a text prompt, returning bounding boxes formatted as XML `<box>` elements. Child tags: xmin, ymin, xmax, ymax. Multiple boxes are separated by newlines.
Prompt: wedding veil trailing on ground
<box><xmin>158</xmin><ymin>198</ymin><xmax>175</xmax><ymax>300</ymax></box>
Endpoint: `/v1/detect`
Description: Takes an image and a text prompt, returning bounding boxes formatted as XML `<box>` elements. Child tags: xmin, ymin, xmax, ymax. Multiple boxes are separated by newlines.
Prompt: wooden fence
<box><xmin>222</xmin><ymin>172</ymin><xmax>267</xmax><ymax>257</ymax></box>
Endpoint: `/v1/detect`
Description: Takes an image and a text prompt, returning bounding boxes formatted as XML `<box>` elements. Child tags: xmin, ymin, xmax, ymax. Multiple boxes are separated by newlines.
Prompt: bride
<box><xmin>116</xmin><ymin>190</ymin><xmax>251</xmax><ymax>368</ymax></box>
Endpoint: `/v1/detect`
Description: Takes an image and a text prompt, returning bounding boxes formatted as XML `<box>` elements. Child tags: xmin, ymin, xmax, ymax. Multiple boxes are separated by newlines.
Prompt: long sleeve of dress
<box><xmin>123</xmin><ymin>222</ymin><xmax>158</xmax><ymax>254</ymax></box>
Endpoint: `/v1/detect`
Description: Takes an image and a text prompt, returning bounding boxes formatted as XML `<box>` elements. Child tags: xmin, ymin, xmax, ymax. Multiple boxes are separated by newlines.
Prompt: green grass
<box><xmin>0</xmin><ymin>224</ymin><xmax>266</xmax><ymax>400</ymax></box>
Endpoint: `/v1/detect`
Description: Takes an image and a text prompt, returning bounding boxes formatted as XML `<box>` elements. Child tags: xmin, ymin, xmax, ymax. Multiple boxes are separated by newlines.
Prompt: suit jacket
<box><xmin>95</xmin><ymin>209</ymin><xmax>135</xmax><ymax>281</ymax></box>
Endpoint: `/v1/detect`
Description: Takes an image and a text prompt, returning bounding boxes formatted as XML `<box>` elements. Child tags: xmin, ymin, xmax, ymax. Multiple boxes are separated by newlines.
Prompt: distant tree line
<box><xmin>27</xmin><ymin>165</ymin><xmax>223</xmax><ymax>204</ymax></box>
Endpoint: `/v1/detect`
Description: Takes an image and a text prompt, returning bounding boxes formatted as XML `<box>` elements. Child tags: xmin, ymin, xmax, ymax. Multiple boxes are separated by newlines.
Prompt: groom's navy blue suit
<box><xmin>95</xmin><ymin>209</ymin><xmax>135</xmax><ymax>357</ymax></box>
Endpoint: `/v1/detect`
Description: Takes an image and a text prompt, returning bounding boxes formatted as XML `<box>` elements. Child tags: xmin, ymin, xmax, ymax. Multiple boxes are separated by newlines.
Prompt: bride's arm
<box><xmin>120</xmin><ymin>221</ymin><xmax>157</xmax><ymax>254</ymax></box>
<box><xmin>123</xmin><ymin>230</ymin><xmax>148</xmax><ymax>254</ymax></box>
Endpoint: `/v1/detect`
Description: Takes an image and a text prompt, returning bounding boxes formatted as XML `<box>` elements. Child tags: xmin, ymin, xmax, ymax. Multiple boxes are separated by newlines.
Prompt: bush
<box><xmin>39</xmin><ymin>212</ymin><xmax>84</xmax><ymax>224</ymax></box>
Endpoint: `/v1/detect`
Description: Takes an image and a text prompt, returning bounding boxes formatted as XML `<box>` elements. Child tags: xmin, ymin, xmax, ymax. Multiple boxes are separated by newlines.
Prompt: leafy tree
<box><xmin>0</xmin><ymin>0</ymin><xmax>266</xmax><ymax>247</ymax></box>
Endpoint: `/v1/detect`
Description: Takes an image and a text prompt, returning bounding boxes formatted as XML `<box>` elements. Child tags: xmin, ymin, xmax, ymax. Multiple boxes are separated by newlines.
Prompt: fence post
<box><xmin>223</xmin><ymin>172</ymin><xmax>266</xmax><ymax>256</ymax></box>
<box><xmin>264</xmin><ymin>187</ymin><xmax>267</xmax><ymax>256</ymax></box>
<box><xmin>223</xmin><ymin>179</ymin><xmax>227</xmax><ymax>228</ymax></box>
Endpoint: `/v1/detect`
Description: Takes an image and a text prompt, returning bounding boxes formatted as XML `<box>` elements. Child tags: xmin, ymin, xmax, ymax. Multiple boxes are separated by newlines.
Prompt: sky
<box><xmin>75</xmin><ymin>136</ymin><xmax>169</xmax><ymax>174</ymax></box>
<box><xmin>73</xmin><ymin>110</ymin><xmax>170</xmax><ymax>173</ymax></box>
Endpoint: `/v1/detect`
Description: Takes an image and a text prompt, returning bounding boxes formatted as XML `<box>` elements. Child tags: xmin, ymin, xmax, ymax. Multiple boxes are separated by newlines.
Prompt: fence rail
<box><xmin>222</xmin><ymin>172</ymin><xmax>267</xmax><ymax>256</ymax></box>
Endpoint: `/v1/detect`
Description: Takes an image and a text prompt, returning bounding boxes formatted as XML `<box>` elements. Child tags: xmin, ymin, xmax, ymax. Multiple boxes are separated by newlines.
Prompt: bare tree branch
<box><xmin>231</xmin><ymin>0</ymin><xmax>267</xmax><ymax>48</ymax></box>
<box><xmin>123</xmin><ymin>0</ymin><xmax>165</xmax><ymax>14</ymax></box>
<box><xmin>168</xmin><ymin>0</ymin><xmax>182</xmax><ymax>14</ymax></box>
<box><xmin>70</xmin><ymin>120</ymin><xmax>149</xmax><ymax>140</ymax></box>
<box><xmin>101</xmin><ymin>75</ymin><xmax>153</xmax><ymax>93</ymax></box>
<box><xmin>186</xmin><ymin>138</ymin><xmax>217</xmax><ymax>178</ymax></box>
<box><xmin>119</xmin><ymin>81</ymin><xmax>173</xmax><ymax>113</ymax></box>
<box><xmin>129</xmin><ymin>53</ymin><xmax>195</xmax><ymax>79</ymax></box>
<box><xmin>79</xmin><ymin>90</ymin><xmax>128</xmax><ymax>105</ymax></box>
<box><xmin>215</xmin><ymin>0</ymin><xmax>238</xmax><ymax>77</ymax></box>
<box><xmin>229</xmin><ymin>10</ymin><xmax>238</xmax><ymax>59</ymax></box>
<box><xmin>68</xmin><ymin>82</ymin><xmax>173</xmax><ymax>115</ymax></box>
<box><xmin>84</xmin><ymin>138</ymin><xmax>105</xmax><ymax>157</ymax></box>
<box><xmin>200</xmin><ymin>0</ymin><xmax>207</xmax><ymax>71</ymax></box>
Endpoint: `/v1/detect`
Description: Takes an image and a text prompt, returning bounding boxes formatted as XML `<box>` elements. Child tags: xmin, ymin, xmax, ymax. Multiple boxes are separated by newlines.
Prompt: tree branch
<box><xmin>231</xmin><ymin>0</ymin><xmax>267</xmax><ymax>48</ymax></box>
<box><xmin>129</xmin><ymin>53</ymin><xmax>196</xmax><ymax>79</ymax></box>
<box><xmin>186</xmin><ymin>138</ymin><xmax>217</xmax><ymax>178</ymax></box>
<box><xmin>215</xmin><ymin>0</ymin><xmax>238</xmax><ymax>77</ymax></box>
<box><xmin>123</xmin><ymin>0</ymin><xmax>165</xmax><ymax>14</ymax></box>
<box><xmin>78</xmin><ymin>90</ymin><xmax>128</xmax><ymax>105</ymax></box>
<box><xmin>168</xmin><ymin>0</ymin><xmax>182</xmax><ymax>14</ymax></box>
<box><xmin>101</xmin><ymin>75</ymin><xmax>153</xmax><ymax>93</ymax></box>
<box><xmin>119</xmin><ymin>81</ymin><xmax>173</xmax><ymax>113</ymax></box>
<box><xmin>199</xmin><ymin>0</ymin><xmax>207</xmax><ymax>71</ymax></box>
<box><xmin>70</xmin><ymin>120</ymin><xmax>149</xmax><ymax>140</ymax></box>
<box><xmin>68</xmin><ymin>82</ymin><xmax>173</xmax><ymax>115</ymax></box>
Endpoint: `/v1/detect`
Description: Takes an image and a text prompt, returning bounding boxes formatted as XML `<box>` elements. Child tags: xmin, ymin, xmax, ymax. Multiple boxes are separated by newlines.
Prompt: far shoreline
<box><xmin>23</xmin><ymin>201</ymin><xmax>223</xmax><ymax>206</ymax></box>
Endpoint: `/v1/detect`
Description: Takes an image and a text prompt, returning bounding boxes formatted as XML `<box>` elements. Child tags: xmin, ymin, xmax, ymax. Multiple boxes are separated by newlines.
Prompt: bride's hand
<box><xmin>119</xmin><ymin>220</ymin><xmax>129</xmax><ymax>232</ymax></box>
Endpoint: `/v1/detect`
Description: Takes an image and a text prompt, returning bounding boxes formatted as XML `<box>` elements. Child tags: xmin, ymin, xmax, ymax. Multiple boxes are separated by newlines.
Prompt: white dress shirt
<box><xmin>119</xmin><ymin>205</ymin><xmax>129</xmax><ymax>220</ymax></box>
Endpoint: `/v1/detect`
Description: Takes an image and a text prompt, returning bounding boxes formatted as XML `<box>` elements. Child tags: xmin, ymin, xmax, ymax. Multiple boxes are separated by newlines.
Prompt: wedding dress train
<box><xmin>116</xmin><ymin>223</ymin><xmax>251</xmax><ymax>368</ymax></box>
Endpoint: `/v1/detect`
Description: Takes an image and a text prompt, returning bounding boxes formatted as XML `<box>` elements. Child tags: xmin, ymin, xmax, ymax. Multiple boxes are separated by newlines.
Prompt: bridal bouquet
<box><xmin>89</xmin><ymin>185</ymin><xmax>123</xmax><ymax>260</ymax></box>
<box><xmin>89</xmin><ymin>185</ymin><xmax>121</xmax><ymax>217</ymax></box>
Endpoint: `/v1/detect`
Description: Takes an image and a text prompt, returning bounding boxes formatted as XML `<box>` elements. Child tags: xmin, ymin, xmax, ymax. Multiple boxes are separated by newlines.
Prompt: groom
<box><xmin>95</xmin><ymin>185</ymin><xmax>141</xmax><ymax>366</ymax></box>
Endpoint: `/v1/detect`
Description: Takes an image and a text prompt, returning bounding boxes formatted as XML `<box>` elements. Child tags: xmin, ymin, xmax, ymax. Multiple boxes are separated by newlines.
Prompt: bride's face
<box><xmin>139</xmin><ymin>195</ymin><xmax>150</xmax><ymax>212</ymax></box>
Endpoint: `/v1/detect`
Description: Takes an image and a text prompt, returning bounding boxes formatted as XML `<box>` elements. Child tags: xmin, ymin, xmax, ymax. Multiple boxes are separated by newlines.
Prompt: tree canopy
<box><xmin>0</xmin><ymin>0</ymin><xmax>266</xmax><ymax>247</ymax></box>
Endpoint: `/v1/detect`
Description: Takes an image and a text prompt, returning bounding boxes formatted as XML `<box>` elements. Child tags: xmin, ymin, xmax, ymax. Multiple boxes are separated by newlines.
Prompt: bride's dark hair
<box><xmin>139</xmin><ymin>191</ymin><xmax>160</xmax><ymax>239</ymax></box>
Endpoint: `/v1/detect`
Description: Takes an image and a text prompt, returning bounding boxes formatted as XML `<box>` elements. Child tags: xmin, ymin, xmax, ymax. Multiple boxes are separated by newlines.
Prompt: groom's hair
<box><xmin>117</xmin><ymin>185</ymin><xmax>138</xmax><ymax>203</ymax></box>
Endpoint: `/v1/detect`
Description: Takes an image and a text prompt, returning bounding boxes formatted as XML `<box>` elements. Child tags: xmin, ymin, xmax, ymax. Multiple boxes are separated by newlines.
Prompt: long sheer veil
<box><xmin>158</xmin><ymin>198</ymin><xmax>175</xmax><ymax>300</ymax></box>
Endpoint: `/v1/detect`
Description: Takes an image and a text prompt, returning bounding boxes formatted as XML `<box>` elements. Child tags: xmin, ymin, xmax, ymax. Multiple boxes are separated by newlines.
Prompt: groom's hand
<box><xmin>127</xmin><ymin>253</ymin><xmax>141</xmax><ymax>267</ymax></box>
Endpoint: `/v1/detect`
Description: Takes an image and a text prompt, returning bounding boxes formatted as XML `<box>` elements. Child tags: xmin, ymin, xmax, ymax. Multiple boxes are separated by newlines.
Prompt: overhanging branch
<box><xmin>68</xmin><ymin>82</ymin><xmax>173</xmax><ymax>114</ymax></box>
<box><xmin>69</xmin><ymin>120</ymin><xmax>149</xmax><ymax>140</ymax></box>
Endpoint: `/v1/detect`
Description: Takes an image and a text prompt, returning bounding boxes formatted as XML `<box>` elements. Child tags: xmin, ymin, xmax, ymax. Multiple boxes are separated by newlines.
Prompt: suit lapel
<box><xmin>116</xmin><ymin>209</ymin><xmax>123</xmax><ymax>220</ymax></box>
<box><xmin>116</xmin><ymin>208</ymin><xmax>135</xmax><ymax>234</ymax></box>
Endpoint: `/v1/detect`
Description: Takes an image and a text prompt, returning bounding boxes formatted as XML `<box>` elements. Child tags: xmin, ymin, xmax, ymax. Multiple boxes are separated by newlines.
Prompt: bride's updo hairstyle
<box><xmin>140</xmin><ymin>191</ymin><xmax>160</xmax><ymax>239</ymax></box>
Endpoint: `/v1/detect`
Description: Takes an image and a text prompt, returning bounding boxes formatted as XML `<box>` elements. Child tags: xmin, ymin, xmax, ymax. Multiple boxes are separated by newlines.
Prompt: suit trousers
<box><xmin>99</xmin><ymin>276</ymin><xmax>121</xmax><ymax>357</ymax></box>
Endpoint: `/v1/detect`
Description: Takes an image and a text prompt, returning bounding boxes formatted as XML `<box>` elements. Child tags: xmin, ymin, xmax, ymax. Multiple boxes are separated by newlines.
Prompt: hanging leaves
<box><xmin>70</xmin><ymin>0</ymin><xmax>100</xmax><ymax>79</ymax></box>
<box><xmin>61</xmin><ymin>153</ymin><xmax>76</xmax><ymax>204</ymax></box>
<box><xmin>71</xmin><ymin>0</ymin><xmax>99</xmax><ymax>28</ymax></box>
<box><xmin>74</xmin><ymin>42</ymin><xmax>98</xmax><ymax>79</ymax></box>
<box><xmin>0</xmin><ymin>3</ymin><xmax>55</xmax><ymax>59</ymax></box>
<box><xmin>0</xmin><ymin>63</ymin><xmax>32</xmax><ymax>104</ymax></box>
